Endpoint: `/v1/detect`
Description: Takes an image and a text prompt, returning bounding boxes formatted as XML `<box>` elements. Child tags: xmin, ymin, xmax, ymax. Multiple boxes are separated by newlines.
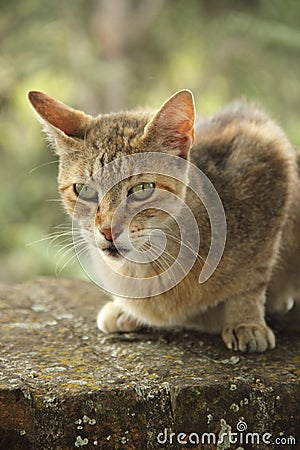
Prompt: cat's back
<box><xmin>192</xmin><ymin>100</ymin><xmax>297</xmax><ymax>192</ymax></box>
<box><xmin>193</xmin><ymin>100</ymin><xmax>295</xmax><ymax>176</ymax></box>
<box><xmin>190</xmin><ymin>101</ymin><xmax>298</xmax><ymax>246</ymax></box>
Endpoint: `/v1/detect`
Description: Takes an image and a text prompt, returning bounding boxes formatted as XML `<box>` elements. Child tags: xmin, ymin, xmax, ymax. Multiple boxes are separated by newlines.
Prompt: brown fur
<box><xmin>29</xmin><ymin>90</ymin><xmax>300</xmax><ymax>352</ymax></box>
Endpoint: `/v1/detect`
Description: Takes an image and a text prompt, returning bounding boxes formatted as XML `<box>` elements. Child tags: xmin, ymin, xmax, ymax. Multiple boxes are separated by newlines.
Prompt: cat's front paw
<box><xmin>97</xmin><ymin>302</ymin><xmax>139</xmax><ymax>334</ymax></box>
<box><xmin>222</xmin><ymin>323</ymin><xmax>276</xmax><ymax>353</ymax></box>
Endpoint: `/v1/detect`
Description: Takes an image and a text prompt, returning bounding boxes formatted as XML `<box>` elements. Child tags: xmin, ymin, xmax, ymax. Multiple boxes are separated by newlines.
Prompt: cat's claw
<box><xmin>97</xmin><ymin>302</ymin><xmax>139</xmax><ymax>333</ymax></box>
<box><xmin>222</xmin><ymin>323</ymin><xmax>276</xmax><ymax>353</ymax></box>
<box><xmin>284</xmin><ymin>296</ymin><xmax>295</xmax><ymax>312</ymax></box>
<box><xmin>267</xmin><ymin>295</ymin><xmax>295</xmax><ymax>313</ymax></box>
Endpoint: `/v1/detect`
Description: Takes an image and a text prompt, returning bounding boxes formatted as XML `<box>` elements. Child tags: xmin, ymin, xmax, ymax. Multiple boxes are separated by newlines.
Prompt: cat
<box><xmin>28</xmin><ymin>89</ymin><xmax>300</xmax><ymax>353</ymax></box>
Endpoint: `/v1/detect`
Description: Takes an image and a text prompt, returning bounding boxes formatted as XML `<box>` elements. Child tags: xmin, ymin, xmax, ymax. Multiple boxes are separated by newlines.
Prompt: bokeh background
<box><xmin>1</xmin><ymin>0</ymin><xmax>300</xmax><ymax>283</ymax></box>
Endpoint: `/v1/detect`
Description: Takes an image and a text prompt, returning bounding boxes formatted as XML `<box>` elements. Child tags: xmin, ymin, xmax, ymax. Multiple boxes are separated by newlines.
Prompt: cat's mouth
<box><xmin>102</xmin><ymin>243</ymin><xmax>129</xmax><ymax>258</ymax></box>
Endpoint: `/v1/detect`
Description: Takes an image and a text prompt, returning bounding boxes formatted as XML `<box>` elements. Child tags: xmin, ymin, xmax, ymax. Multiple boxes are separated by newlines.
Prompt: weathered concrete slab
<box><xmin>0</xmin><ymin>277</ymin><xmax>299</xmax><ymax>449</ymax></box>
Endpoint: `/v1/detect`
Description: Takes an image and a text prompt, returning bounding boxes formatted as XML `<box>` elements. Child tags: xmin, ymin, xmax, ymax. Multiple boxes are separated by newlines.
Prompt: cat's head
<box><xmin>28</xmin><ymin>90</ymin><xmax>196</xmax><ymax>275</ymax></box>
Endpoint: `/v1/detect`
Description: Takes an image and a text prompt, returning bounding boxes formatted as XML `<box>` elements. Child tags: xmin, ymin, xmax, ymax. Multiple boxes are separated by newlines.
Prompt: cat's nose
<box><xmin>100</xmin><ymin>225</ymin><xmax>122</xmax><ymax>242</ymax></box>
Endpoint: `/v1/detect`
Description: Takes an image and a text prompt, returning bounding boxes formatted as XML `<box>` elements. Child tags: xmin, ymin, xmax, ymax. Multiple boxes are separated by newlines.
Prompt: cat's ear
<box><xmin>28</xmin><ymin>91</ymin><xmax>93</xmax><ymax>151</ymax></box>
<box><xmin>143</xmin><ymin>90</ymin><xmax>195</xmax><ymax>158</ymax></box>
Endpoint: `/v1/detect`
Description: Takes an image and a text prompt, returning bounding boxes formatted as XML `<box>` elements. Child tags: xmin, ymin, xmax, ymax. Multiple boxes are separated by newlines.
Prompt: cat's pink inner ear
<box><xmin>28</xmin><ymin>91</ymin><xmax>91</xmax><ymax>138</ymax></box>
<box><xmin>145</xmin><ymin>90</ymin><xmax>195</xmax><ymax>157</ymax></box>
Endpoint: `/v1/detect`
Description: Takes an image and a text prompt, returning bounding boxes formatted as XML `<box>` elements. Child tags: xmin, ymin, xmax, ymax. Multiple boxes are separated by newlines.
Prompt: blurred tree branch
<box><xmin>1</xmin><ymin>0</ymin><xmax>300</xmax><ymax>282</ymax></box>
<box><xmin>90</xmin><ymin>0</ymin><xmax>165</xmax><ymax>111</ymax></box>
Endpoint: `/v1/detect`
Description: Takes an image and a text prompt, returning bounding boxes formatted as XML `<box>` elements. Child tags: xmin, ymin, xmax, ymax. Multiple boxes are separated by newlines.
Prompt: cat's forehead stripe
<box><xmin>87</xmin><ymin>112</ymin><xmax>151</xmax><ymax>162</ymax></box>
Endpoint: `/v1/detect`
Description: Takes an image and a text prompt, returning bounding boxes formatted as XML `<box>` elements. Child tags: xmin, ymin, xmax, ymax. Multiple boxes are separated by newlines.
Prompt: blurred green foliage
<box><xmin>1</xmin><ymin>0</ymin><xmax>300</xmax><ymax>282</ymax></box>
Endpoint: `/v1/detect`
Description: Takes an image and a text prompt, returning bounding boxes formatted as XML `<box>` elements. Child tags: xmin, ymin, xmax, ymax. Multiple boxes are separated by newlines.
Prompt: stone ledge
<box><xmin>0</xmin><ymin>277</ymin><xmax>299</xmax><ymax>450</ymax></box>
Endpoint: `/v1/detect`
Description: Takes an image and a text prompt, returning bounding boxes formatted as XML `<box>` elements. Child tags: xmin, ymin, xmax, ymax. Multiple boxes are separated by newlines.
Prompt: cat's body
<box><xmin>29</xmin><ymin>89</ymin><xmax>300</xmax><ymax>352</ymax></box>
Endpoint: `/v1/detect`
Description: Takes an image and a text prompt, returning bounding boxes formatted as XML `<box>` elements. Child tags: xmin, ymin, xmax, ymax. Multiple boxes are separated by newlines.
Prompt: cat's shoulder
<box><xmin>191</xmin><ymin>100</ymin><xmax>295</xmax><ymax>178</ymax></box>
<box><xmin>196</xmin><ymin>99</ymin><xmax>268</xmax><ymax>131</ymax></box>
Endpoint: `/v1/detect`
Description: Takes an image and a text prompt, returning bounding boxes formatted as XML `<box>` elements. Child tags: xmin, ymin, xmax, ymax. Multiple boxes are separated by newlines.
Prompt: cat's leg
<box><xmin>222</xmin><ymin>285</ymin><xmax>275</xmax><ymax>353</ymax></box>
<box><xmin>97</xmin><ymin>301</ymin><xmax>140</xmax><ymax>333</ymax></box>
<box><xmin>184</xmin><ymin>302</ymin><xmax>225</xmax><ymax>333</ymax></box>
<box><xmin>266</xmin><ymin>273</ymin><xmax>295</xmax><ymax>313</ymax></box>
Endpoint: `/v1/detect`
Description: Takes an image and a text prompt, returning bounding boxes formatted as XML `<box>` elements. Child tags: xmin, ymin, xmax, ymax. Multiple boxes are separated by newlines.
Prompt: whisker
<box><xmin>135</xmin><ymin>227</ymin><xmax>198</xmax><ymax>299</ymax></box>
<box><xmin>26</xmin><ymin>230</ymin><xmax>77</xmax><ymax>246</ymax></box>
<box><xmin>142</xmin><ymin>226</ymin><xmax>207</xmax><ymax>267</ymax></box>
<box><xmin>55</xmin><ymin>241</ymin><xmax>77</xmax><ymax>257</ymax></box>
<box><xmin>55</xmin><ymin>241</ymin><xmax>89</xmax><ymax>275</ymax></box>
<box><xmin>29</xmin><ymin>159</ymin><xmax>59</xmax><ymax>174</ymax></box>
<box><xmin>26</xmin><ymin>233</ymin><xmax>71</xmax><ymax>247</ymax></box>
<box><xmin>155</xmin><ymin>246</ymin><xmax>191</xmax><ymax>298</ymax></box>
<box><xmin>146</xmin><ymin>246</ymin><xmax>180</xmax><ymax>296</ymax></box>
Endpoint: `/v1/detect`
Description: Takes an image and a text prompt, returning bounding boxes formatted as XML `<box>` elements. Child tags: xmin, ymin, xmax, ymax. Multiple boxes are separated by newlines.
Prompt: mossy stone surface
<box><xmin>0</xmin><ymin>277</ymin><xmax>299</xmax><ymax>449</ymax></box>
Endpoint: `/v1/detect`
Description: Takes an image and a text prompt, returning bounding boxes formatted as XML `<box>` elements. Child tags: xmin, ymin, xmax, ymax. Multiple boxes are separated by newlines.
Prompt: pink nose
<box><xmin>100</xmin><ymin>225</ymin><xmax>122</xmax><ymax>242</ymax></box>
<box><xmin>100</xmin><ymin>226</ymin><xmax>113</xmax><ymax>241</ymax></box>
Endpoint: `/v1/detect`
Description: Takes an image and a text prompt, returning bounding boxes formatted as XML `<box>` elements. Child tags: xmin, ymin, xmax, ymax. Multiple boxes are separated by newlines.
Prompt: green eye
<box><xmin>74</xmin><ymin>183</ymin><xmax>98</xmax><ymax>202</ymax></box>
<box><xmin>128</xmin><ymin>182</ymin><xmax>155</xmax><ymax>201</ymax></box>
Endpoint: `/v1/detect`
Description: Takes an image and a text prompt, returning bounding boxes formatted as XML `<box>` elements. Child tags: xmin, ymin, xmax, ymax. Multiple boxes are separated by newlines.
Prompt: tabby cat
<box><xmin>29</xmin><ymin>89</ymin><xmax>300</xmax><ymax>352</ymax></box>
